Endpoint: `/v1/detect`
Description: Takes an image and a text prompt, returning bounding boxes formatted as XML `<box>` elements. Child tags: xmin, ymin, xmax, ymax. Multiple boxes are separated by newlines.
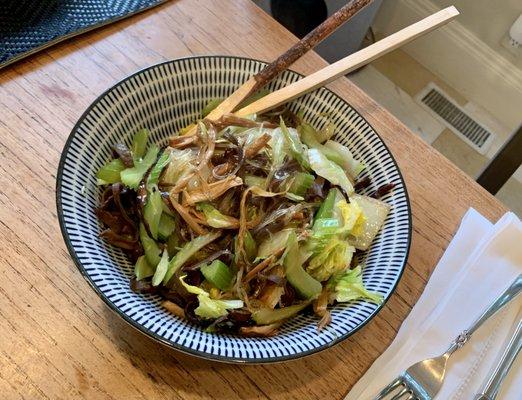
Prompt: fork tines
<box><xmin>374</xmin><ymin>377</ymin><xmax>417</xmax><ymax>400</ymax></box>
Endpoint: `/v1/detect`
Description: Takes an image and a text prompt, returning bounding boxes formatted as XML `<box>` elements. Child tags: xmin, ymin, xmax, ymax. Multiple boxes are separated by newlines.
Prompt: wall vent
<box><xmin>416</xmin><ymin>83</ymin><xmax>495</xmax><ymax>154</ymax></box>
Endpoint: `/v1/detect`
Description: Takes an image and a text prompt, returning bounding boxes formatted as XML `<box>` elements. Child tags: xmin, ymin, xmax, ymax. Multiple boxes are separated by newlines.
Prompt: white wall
<box><xmin>431</xmin><ymin>0</ymin><xmax>522</xmax><ymax>65</ymax></box>
<box><xmin>374</xmin><ymin>0</ymin><xmax>522</xmax><ymax>182</ymax></box>
<box><xmin>373</xmin><ymin>0</ymin><xmax>522</xmax><ymax>149</ymax></box>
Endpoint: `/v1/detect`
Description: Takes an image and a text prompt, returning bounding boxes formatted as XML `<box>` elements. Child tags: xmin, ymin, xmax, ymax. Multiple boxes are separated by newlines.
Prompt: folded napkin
<box><xmin>346</xmin><ymin>208</ymin><xmax>522</xmax><ymax>400</ymax></box>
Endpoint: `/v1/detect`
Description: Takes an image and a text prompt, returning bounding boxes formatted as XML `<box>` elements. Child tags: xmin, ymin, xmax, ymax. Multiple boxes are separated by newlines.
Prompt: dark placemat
<box><xmin>0</xmin><ymin>0</ymin><xmax>167</xmax><ymax>69</ymax></box>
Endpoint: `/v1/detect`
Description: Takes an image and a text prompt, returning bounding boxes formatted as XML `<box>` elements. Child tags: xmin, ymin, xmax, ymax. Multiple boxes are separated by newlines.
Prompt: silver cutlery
<box><xmin>373</xmin><ymin>274</ymin><xmax>522</xmax><ymax>400</ymax></box>
<box><xmin>474</xmin><ymin>318</ymin><xmax>522</xmax><ymax>400</ymax></box>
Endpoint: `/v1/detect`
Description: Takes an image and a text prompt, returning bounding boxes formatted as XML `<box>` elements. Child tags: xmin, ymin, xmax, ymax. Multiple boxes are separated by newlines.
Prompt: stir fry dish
<box><xmin>95</xmin><ymin>104</ymin><xmax>394</xmax><ymax>336</ymax></box>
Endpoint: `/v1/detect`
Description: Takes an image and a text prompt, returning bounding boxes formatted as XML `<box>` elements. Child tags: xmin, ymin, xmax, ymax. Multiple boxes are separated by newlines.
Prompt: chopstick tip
<box><xmin>446</xmin><ymin>6</ymin><xmax>460</xmax><ymax>17</ymax></box>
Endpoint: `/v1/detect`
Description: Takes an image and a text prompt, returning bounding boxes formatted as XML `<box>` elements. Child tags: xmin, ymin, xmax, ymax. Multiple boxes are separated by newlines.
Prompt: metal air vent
<box><xmin>416</xmin><ymin>83</ymin><xmax>495</xmax><ymax>153</ymax></box>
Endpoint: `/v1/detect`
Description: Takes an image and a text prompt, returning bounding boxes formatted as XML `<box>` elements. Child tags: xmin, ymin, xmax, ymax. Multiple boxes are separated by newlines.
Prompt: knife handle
<box><xmin>474</xmin><ymin>318</ymin><xmax>522</xmax><ymax>400</ymax></box>
<box><xmin>467</xmin><ymin>275</ymin><xmax>522</xmax><ymax>338</ymax></box>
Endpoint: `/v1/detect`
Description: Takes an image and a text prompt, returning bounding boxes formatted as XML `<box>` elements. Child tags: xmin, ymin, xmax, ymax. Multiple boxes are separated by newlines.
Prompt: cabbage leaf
<box><xmin>329</xmin><ymin>265</ymin><xmax>383</xmax><ymax>304</ymax></box>
<box><xmin>180</xmin><ymin>276</ymin><xmax>243</xmax><ymax>319</ymax></box>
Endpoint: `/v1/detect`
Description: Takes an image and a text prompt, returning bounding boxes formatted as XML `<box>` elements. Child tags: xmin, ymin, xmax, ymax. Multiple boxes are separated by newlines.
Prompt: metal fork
<box><xmin>373</xmin><ymin>274</ymin><xmax>522</xmax><ymax>400</ymax></box>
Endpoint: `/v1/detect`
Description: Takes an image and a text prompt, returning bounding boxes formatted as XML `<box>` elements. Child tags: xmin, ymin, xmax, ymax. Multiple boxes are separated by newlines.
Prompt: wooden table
<box><xmin>0</xmin><ymin>1</ymin><xmax>508</xmax><ymax>399</ymax></box>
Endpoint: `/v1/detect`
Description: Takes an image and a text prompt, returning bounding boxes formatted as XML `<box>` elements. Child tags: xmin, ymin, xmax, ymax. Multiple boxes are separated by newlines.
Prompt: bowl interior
<box><xmin>57</xmin><ymin>56</ymin><xmax>411</xmax><ymax>363</ymax></box>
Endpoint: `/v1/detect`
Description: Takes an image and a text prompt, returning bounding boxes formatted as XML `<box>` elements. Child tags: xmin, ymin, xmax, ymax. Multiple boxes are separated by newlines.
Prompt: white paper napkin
<box><xmin>346</xmin><ymin>209</ymin><xmax>522</xmax><ymax>400</ymax></box>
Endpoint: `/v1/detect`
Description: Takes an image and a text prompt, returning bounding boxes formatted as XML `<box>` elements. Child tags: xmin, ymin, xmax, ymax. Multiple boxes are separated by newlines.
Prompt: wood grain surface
<box><xmin>0</xmin><ymin>1</ymin><xmax>508</xmax><ymax>399</ymax></box>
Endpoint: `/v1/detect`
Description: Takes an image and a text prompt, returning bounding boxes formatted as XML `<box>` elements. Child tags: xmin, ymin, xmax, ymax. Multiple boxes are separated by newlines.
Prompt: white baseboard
<box><xmin>373</xmin><ymin>0</ymin><xmax>522</xmax><ymax>152</ymax></box>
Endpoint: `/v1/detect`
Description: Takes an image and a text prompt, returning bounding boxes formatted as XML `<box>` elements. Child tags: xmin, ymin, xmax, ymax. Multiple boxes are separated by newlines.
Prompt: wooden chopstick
<box><xmin>248</xmin><ymin>0</ymin><xmax>374</xmax><ymax>95</ymax></box>
<box><xmin>186</xmin><ymin>0</ymin><xmax>374</xmax><ymax>134</ymax></box>
<box><xmin>235</xmin><ymin>6</ymin><xmax>459</xmax><ymax>117</ymax></box>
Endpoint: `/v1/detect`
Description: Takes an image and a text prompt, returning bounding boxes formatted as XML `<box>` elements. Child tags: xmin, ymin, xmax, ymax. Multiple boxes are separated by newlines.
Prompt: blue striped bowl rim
<box><xmin>56</xmin><ymin>56</ymin><xmax>412</xmax><ymax>363</ymax></box>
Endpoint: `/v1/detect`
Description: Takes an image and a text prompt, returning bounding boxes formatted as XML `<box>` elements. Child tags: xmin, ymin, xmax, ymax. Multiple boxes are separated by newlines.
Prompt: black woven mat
<box><xmin>0</xmin><ymin>0</ymin><xmax>167</xmax><ymax>69</ymax></box>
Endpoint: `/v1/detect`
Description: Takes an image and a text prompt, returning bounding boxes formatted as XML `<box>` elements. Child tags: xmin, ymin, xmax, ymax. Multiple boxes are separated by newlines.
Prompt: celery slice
<box><xmin>288</xmin><ymin>172</ymin><xmax>314</xmax><ymax>196</ymax></box>
<box><xmin>96</xmin><ymin>158</ymin><xmax>125</xmax><ymax>184</ymax></box>
<box><xmin>257</xmin><ymin>229</ymin><xmax>293</xmax><ymax>260</ymax></box>
<box><xmin>147</xmin><ymin>149</ymin><xmax>171</xmax><ymax>188</ymax></box>
<box><xmin>152</xmin><ymin>249</ymin><xmax>169</xmax><ymax>286</ymax></box>
<box><xmin>244</xmin><ymin>175</ymin><xmax>266</xmax><ymax>188</ymax></box>
<box><xmin>252</xmin><ymin>303</ymin><xmax>309</xmax><ymax>325</ymax></box>
<box><xmin>163</xmin><ymin>231</ymin><xmax>221</xmax><ymax>285</ymax></box>
<box><xmin>197</xmin><ymin>203</ymin><xmax>237</xmax><ymax>229</ymax></box>
<box><xmin>244</xmin><ymin>231</ymin><xmax>257</xmax><ymax>262</ymax></box>
<box><xmin>314</xmin><ymin>188</ymin><xmax>338</xmax><ymax>221</ymax></box>
<box><xmin>139</xmin><ymin>223</ymin><xmax>161</xmax><ymax>267</ymax></box>
<box><xmin>143</xmin><ymin>190</ymin><xmax>162</xmax><ymax>240</ymax></box>
<box><xmin>201</xmin><ymin>260</ymin><xmax>234</xmax><ymax>291</ymax></box>
<box><xmin>131</xmin><ymin>129</ymin><xmax>148</xmax><ymax>159</ymax></box>
<box><xmin>201</xmin><ymin>98</ymin><xmax>223</xmax><ymax>117</ymax></box>
<box><xmin>283</xmin><ymin>232</ymin><xmax>322</xmax><ymax>299</ymax></box>
<box><xmin>158</xmin><ymin>213</ymin><xmax>176</xmax><ymax>241</ymax></box>
<box><xmin>121</xmin><ymin>145</ymin><xmax>159</xmax><ymax>189</ymax></box>
<box><xmin>134</xmin><ymin>255</ymin><xmax>155</xmax><ymax>281</ymax></box>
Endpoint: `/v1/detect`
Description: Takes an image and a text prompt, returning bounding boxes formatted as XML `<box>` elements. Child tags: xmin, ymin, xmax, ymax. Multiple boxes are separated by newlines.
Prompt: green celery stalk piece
<box><xmin>244</xmin><ymin>231</ymin><xmax>257</xmax><ymax>262</ymax></box>
<box><xmin>256</xmin><ymin>229</ymin><xmax>293</xmax><ymax>260</ymax></box>
<box><xmin>244</xmin><ymin>175</ymin><xmax>266</xmax><ymax>188</ymax></box>
<box><xmin>162</xmin><ymin>202</ymin><xmax>175</xmax><ymax>217</ymax></box>
<box><xmin>152</xmin><ymin>249</ymin><xmax>169</xmax><ymax>286</ymax></box>
<box><xmin>232</xmin><ymin>232</ymin><xmax>256</xmax><ymax>265</ymax></box>
<box><xmin>283</xmin><ymin>232</ymin><xmax>322</xmax><ymax>299</ymax></box>
<box><xmin>167</xmin><ymin>233</ymin><xmax>180</xmax><ymax>256</ymax></box>
<box><xmin>238</xmin><ymin>89</ymin><xmax>270</xmax><ymax>109</ymax></box>
<box><xmin>121</xmin><ymin>145</ymin><xmax>159</xmax><ymax>189</ymax></box>
<box><xmin>315</xmin><ymin>188</ymin><xmax>338</xmax><ymax>221</ymax></box>
<box><xmin>163</xmin><ymin>231</ymin><xmax>221</xmax><ymax>285</ymax></box>
<box><xmin>299</xmin><ymin>123</ymin><xmax>344</xmax><ymax>166</ymax></box>
<box><xmin>252</xmin><ymin>302</ymin><xmax>309</xmax><ymax>325</ymax></box>
<box><xmin>96</xmin><ymin>158</ymin><xmax>125</xmax><ymax>184</ymax></box>
<box><xmin>201</xmin><ymin>98</ymin><xmax>223</xmax><ymax>117</ymax></box>
<box><xmin>316</xmin><ymin>121</ymin><xmax>336</xmax><ymax>143</ymax></box>
<box><xmin>197</xmin><ymin>203</ymin><xmax>237</xmax><ymax>229</ymax></box>
<box><xmin>285</xmin><ymin>193</ymin><xmax>304</xmax><ymax>202</ymax></box>
<box><xmin>139</xmin><ymin>223</ymin><xmax>161</xmax><ymax>267</ymax></box>
<box><xmin>313</xmin><ymin>218</ymin><xmax>340</xmax><ymax>235</ymax></box>
<box><xmin>143</xmin><ymin>189</ymin><xmax>163</xmax><ymax>240</ymax></box>
<box><xmin>201</xmin><ymin>260</ymin><xmax>234</xmax><ymax>291</ymax></box>
<box><xmin>147</xmin><ymin>149</ymin><xmax>171</xmax><ymax>188</ymax></box>
<box><xmin>134</xmin><ymin>255</ymin><xmax>155</xmax><ymax>281</ymax></box>
<box><xmin>288</xmin><ymin>172</ymin><xmax>314</xmax><ymax>196</ymax></box>
<box><xmin>132</xmin><ymin>129</ymin><xmax>149</xmax><ymax>159</ymax></box>
<box><xmin>299</xmin><ymin>123</ymin><xmax>322</xmax><ymax>147</ymax></box>
<box><xmin>158</xmin><ymin>213</ymin><xmax>176</xmax><ymax>241</ymax></box>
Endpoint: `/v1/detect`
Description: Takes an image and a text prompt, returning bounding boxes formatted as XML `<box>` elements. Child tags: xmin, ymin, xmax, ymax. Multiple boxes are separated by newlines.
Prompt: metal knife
<box><xmin>474</xmin><ymin>318</ymin><xmax>522</xmax><ymax>400</ymax></box>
